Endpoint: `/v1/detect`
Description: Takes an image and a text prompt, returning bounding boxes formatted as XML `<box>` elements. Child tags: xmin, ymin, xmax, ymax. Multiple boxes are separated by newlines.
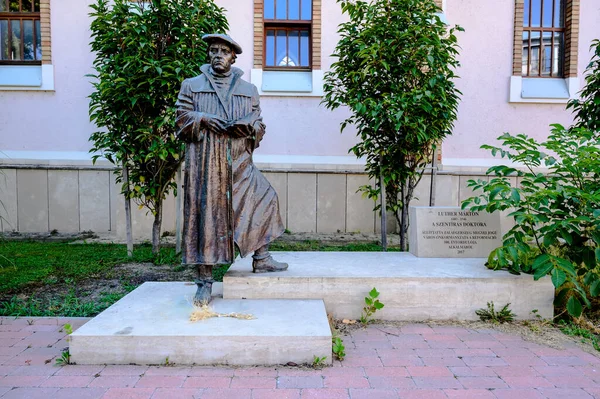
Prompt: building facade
<box><xmin>0</xmin><ymin>0</ymin><xmax>598</xmax><ymax>238</ymax></box>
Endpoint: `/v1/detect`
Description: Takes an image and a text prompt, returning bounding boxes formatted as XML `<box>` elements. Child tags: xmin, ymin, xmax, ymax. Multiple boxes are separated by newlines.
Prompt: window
<box><xmin>263</xmin><ymin>0</ymin><xmax>312</xmax><ymax>70</ymax></box>
<box><xmin>521</xmin><ymin>0</ymin><xmax>564</xmax><ymax>77</ymax></box>
<box><xmin>0</xmin><ymin>0</ymin><xmax>42</xmax><ymax>64</ymax></box>
<box><xmin>510</xmin><ymin>0</ymin><xmax>580</xmax><ymax>102</ymax></box>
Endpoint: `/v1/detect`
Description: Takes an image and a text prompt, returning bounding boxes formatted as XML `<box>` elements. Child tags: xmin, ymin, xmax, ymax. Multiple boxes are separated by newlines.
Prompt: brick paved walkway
<box><xmin>0</xmin><ymin>317</ymin><xmax>599</xmax><ymax>398</ymax></box>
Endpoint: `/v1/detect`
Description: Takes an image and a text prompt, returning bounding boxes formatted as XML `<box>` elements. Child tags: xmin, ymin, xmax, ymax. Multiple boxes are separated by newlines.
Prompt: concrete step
<box><xmin>70</xmin><ymin>282</ymin><xmax>332</xmax><ymax>366</ymax></box>
<box><xmin>223</xmin><ymin>251</ymin><xmax>554</xmax><ymax>321</ymax></box>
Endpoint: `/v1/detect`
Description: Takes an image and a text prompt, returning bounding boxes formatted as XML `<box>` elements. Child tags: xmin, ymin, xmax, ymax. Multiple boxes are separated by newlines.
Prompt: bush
<box><xmin>462</xmin><ymin>125</ymin><xmax>600</xmax><ymax>318</ymax></box>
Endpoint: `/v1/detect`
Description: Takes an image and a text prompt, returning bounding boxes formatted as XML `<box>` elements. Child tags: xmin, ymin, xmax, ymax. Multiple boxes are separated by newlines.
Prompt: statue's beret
<box><xmin>202</xmin><ymin>33</ymin><xmax>243</xmax><ymax>55</ymax></box>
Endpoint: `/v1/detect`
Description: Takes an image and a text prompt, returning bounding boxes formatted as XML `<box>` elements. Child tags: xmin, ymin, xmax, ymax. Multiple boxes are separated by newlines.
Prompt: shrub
<box><xmin>462</xmin><ymin>125</ymin><xmax>600</xmax><ymax>318</ymax></box>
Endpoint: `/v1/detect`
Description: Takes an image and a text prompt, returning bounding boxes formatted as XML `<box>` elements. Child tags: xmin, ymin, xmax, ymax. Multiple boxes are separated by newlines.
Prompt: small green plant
<box><xmin>332</xmin><ymin>337</ymin><xmax>346</xmax><ymax>361</ymax></box>
<box><xmin>312</xmin><ymin>355</ymin><xmax>327</xmax><ymax>368</ymax></box>
<box><xmin>55</xmin><ymin>349</ymin><xmax>71</xmax><ymax>365</ymax></box>
<box><xmin>360</xmin><ymin>288</ymin><xmax>384</xmax><ymax>324</ymax></box>
<box><xmin>559</xmin><ymin>321</ymin><xmax>600</xmax><ymax>352</ymax></box>
<box><xmin>61</xmin><ymin>324</ymin><xmax>73</xmax><ymax>335</ymax></box>
<box><xmin>164</xmin><ymin>357</ymin><xmax>175</xmax><ymax>366</ymax></box>
<box><xmin>476</xmin><ymin>302</ymin><xmax>515</xmax><ymax>324</ymax></box>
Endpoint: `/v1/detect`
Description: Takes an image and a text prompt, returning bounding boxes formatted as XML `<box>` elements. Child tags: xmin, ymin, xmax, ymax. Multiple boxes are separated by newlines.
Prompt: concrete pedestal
<box><xmin>224</xmin><ymin>252</ymin><xmax>554</xmax><ymax>321</ymax></box>
<box><xmin>70</xmin><ymin>282</ymin><xmax>332</xmax><ymax>366</ymax></box>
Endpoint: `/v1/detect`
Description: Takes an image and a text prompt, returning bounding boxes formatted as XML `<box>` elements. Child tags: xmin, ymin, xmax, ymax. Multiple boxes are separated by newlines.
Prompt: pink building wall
<box><xmin>0</xmin><ymin>0</ymin><xmax>599</xmax><ymax>162</ymax></box>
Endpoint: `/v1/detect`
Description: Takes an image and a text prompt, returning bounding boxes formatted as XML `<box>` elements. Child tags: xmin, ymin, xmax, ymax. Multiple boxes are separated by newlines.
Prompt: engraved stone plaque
<box><xmin>409</xmin><ymin>206</ymin><xmax>502</xmax><ymax>258</ymax></box>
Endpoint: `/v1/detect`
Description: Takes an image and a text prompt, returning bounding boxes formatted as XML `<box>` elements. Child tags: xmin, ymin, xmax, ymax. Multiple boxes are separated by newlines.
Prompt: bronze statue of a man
<box><xmin>176</xmin><ymin>33</ymin><xmax>288</xmax><ymax>303</ymax></box>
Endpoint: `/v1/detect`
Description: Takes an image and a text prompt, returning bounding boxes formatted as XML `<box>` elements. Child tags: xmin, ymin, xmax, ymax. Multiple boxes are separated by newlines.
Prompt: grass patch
<box><xmin>0</xmin><ymin>241</ymin><xmax>179</xmax><ymax>293</ymax></box>
<box><xmin>559</xmin><ymin>321</ymin><xmax>600</xmax><ymax>352</ymax></box>
<box><xmin>0</xmin><ymin>289</ymin><xmax>132</xmax><ymax>317</ymax></box>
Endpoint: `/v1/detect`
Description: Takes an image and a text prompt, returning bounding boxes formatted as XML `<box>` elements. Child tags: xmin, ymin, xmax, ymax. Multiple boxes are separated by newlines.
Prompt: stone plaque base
<box><xmin>69</xmin><ymin>282</ymin><xmax>332</xmax><ymax>366</ymax></box>
<box><xmin>224</xmin><ymin>252</ymin><xmax>554</xmax><ymax>321</ymax></box>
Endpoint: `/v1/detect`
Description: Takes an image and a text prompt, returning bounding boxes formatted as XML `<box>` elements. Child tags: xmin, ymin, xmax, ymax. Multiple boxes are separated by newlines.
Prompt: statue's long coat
<box><xmin>176</xmin><ymin>65</ymin><xmax>284</xmax><ymax>265</ymax></box>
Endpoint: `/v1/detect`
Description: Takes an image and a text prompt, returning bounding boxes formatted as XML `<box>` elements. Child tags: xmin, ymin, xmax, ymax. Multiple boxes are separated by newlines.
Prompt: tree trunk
<box><xmin>399</xmin><ymin>180</ymin><xmax>407</xmax><ymax>251</ymax></box>
<box><xmin>429</xmin><ymin>146</ymin><xmax>438</xmax><ymax>207</ymax></box>
<box><xmin>379</xmin><ymin>161</ymin><xmax>387</xmax><ymax>252</ymax></box>
<box><xmin>122</xmin><ymin>158</ymin><xmax>134</xmax><ymax>258</ymax></box>
<box><xmin>152</xmin><ymin>199</ymin><xmax>163</xmax><ymax>255</ymax></box>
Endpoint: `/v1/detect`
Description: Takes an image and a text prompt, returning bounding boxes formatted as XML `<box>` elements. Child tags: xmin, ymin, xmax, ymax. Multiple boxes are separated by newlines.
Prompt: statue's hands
<box><xmin>227</xmin><ymin>122</ymin><xmax>254</xmax><ymax>138</ymax></box>
<box><xmin>200</xmin><ymin>114</ymin><xmax>228</xmax><ymax>134</ymax></box>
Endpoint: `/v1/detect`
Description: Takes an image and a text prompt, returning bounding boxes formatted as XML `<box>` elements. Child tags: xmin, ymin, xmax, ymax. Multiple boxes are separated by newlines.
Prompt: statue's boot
<box><xmin>193</xmin><ymin>265</ymin><xmax>214</xmax><ymax>304</ymax></box>
<box><xmin>252</xmin><ymin>245</ymin><xmax>288</xmax><ymax>273</ymax></box>
<box><xmin>193</xmin><ymin>279</ymin><xmax>214</xmax><ymax>304</ymax></box>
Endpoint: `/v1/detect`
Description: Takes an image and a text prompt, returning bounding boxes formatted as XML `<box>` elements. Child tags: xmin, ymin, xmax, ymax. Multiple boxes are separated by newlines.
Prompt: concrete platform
<box><xmin>70</xmin><ymin>282</ymin><xmax>332</xmax><ymax>366</ymax></box>
<box><xmin>224</xmin><ymin>252</ymin><xmax>554</xmax><ymax>321</ymax></box>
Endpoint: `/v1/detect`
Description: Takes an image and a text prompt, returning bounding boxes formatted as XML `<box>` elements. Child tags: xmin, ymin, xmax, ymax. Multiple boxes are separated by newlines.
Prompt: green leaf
<box><xmin>369</xmin><ymin>288</ymin><xmax>380</xmax><ymax>298</ymax></box>
<box><xmin>590</xmin><ymin>280</ymin><xmax>600</xmax><ymax>297</ymax></box>
<box><xmin>551</xmin><ymin>269</ymin><xmax>566</xmax><ymax>288</ymax></box>
<box><xmin>566</xmin><ymin>296</ymin><xmax>583</xmax><ymax>318</ymax></box>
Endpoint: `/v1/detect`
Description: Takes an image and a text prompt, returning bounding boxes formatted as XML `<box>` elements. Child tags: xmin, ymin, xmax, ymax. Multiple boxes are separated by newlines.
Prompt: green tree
<box><xmin>322</xmin><ymin>0</ymin><xmax>462</xmax><ymax>250</ymax></box>
<box><xmin>567</xmin><ymin>39</ymin><xmax>600</xmax><ymax>134</ymax></box>
<box><xmin>88</xmin><ymin>0</ymin><xmax>228</xmax><ymax>254</ymax></box>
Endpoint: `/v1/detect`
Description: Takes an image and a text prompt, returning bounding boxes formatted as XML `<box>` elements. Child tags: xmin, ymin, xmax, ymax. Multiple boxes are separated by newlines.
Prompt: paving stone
<box><xmin>407</xmin><ymin>366</ymin><xmax>452</xmax><ymax>377</ymax></box>
<box><xmin>299</xmin><ymin>388</ymin><xmax>350</xmax><ymax>398</ymax></box>
<box><xmin>544</xmin><ymin>375</ymin><xmax>599</xmax><ymax>388</ymax></box>
<box><xmin>412</xmin><ymin>376</ymin><xmax>463</xmax><ymax>389</ymax></box>
<box><xmin>182</xmin><ymin>377</ymin><xmax>231</xmax><ymax>389</ymax></box>
<box><xmin>444</xmin><ymin>389</ymin><xmax>496</xmax><ymax>398</ymax></box>
<box><xmin>0</xmin><ymin>375</ymin><xmax>49</xmax><ymax>387</ymax></box>
<box><xmin>54</xmin><ymin>365</ymin><xmax>105</xmax><ymax>376</ymax></box>
<box><xmin>0</xmin><ymin>387</ymin><xmax>60</xmax><ymax>398</ymax></box>
<box><xmin>187</xmin><ymin>367</ymin><xmax>234</xmax><ymax>377</ymax></box>
<box><xmin>421</xmin><ymin>357</ymin><xmax>466</xmax><ymax>367</ymax></box>
<box><xmin>363</xmin><ymin>367</ymin><xmax>408</xmax><ymax>377</ymax></box>
<box><xmin>379</xmin><ymin>354</ymin><xmax>423</xmax><ymax>367</ymax></box>
<box><xmin>233</xmin><ymin>367</ymin><xmax>278</xmax><ymax>377</ymax></box>
<box><xmin>448</xmin><ymin>367</ymin><xmax>497</xmax><ymax>377</ymax></box>
<box><xmin>540</xmin><ymin>356</ymin><xmax>588</xmax><ymax>366</ymax></box>
<box><xmin>277</xmin><ymin>376</ymin><xmax>323</xmax><ymax>389</ymax></box>
<box><xmin>492</xmin><ymin>388</ymin><xmax>545</xmax><ymax>399</ymax></box>
<box><xmin>230</xmin><ymin>377</ymin><xmax>276</xmax><ymax>389</ymax></box>
<box><xmin>251</xmin><ymin>388</ymin><xmax>301</xmax><ymax>399</ymax></box>
<box><xmin>395</xmin><ymin>389</ymin><xmax>448</xmax><ymax>398</ymax></box>
<box><xmin>100</xmin><ymin>365</ymin><xmax>149</xmax><ymax>376</ymax></box>
<box><xmin>348</xmin><ymin>388</ymin><xmax>397</xmax><ymax>399</ymax></box>
<box><xmin>323</xmin><ymin>375</ymin><xmax>369</xmax><ymax>388</ymax></box>
<box><xmin>101</xmin><ymin>387</ymin><xmax>155</xmax><ymax>399</ymax></box>
<box><xmin>88</xmin><ymin>375</ymin><xmax>140</xmax><ymax>388</ymax></box>
<box><xmin>536</xmin><ymin>387</ymin><xmax>595</xmax><ymax>398</ymax></box>
<box><xmin>6</xmin><ymin>365</ymin><xmax>57</xmax><ymax>376</ymax></box>
<box><xmin>461</xmin><ymin>357</ymin><xmax>507</xmax><ymax>367</ymax></box>
<box><xmin>150</xmin><ymin>387</ymin><xmax>200</xmax><ymax>399</ymax></box>
<box><xmin>198</xmin><ymin>388</ymin><xmax>252</xmax><ymax>399</ymax></box>
<box><xmin>368</xmin><ymin>375</ymin><xmax>416</xmax><ymax>389</ymax></box>
<box><xmin>39</xmin><ymin>375</ymin><xmax>94</xmax><ymax>388</ymax></box>
<box><xmin>53</xmin><ymin>387</ymin><xmax>107</xmax><ymax>399</ymax></box>
<box><xmin>135</xmin><ymin>375</ymin><xmax>185</xmax><ymax>388</ymax></box>
<box><xmin>457</xmin><ymin>376</ymin><xmax>508</xmax><ymax>389</ymax></box>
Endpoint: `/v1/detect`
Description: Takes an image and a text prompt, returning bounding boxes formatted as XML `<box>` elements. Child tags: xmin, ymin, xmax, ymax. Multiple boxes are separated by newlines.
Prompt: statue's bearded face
<box><xmin>209</xmin><ymin>42</ymin><xmax>235</xmax><ymax>73</ymax></box>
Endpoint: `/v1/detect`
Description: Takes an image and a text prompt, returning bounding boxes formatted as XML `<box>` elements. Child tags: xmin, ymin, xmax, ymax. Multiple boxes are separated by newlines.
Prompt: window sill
<box><xmin>509</xmin><ymin>76</ymin><xmax>578</xmax><ymax>104</ymax></box>
<box><xmin>251</xmin><ymin>68</ymin><xmax>323</xmax><ymax>97</ymax></box>
<box><xmin>0</xmin><ymin>64</ymin><xmax>55</xmax><ymax>91</ymax></box>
